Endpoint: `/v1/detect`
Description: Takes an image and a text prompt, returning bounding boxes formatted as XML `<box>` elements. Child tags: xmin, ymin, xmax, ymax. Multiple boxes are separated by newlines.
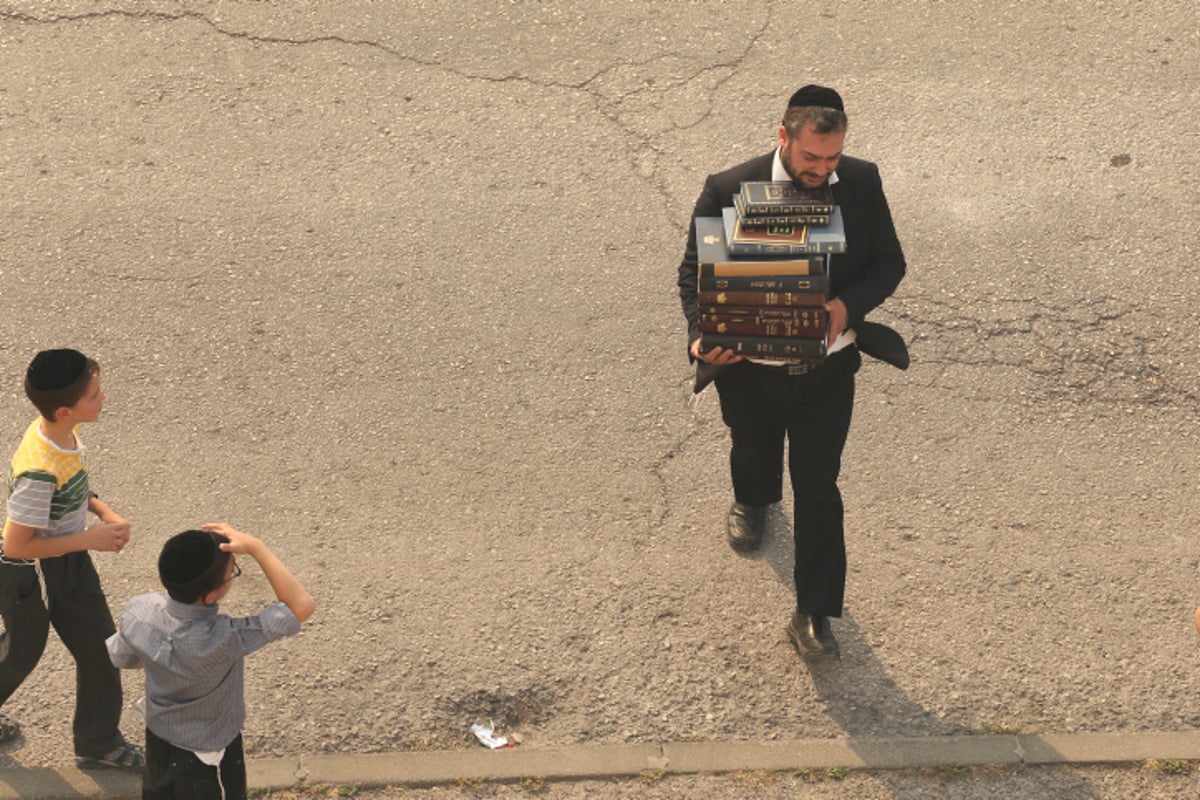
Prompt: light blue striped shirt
<box><xmin>107</xmin><ymin>592</ymin><xmax>300</xmax><ymax>752</ymax></box>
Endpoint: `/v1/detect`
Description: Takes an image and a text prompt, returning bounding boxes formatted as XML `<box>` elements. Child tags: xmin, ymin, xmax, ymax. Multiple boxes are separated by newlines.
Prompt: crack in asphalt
<box><xmin>892</xmin><ymin>295</ymin><xmax>1194</xmax><ymax>409</ymax></box>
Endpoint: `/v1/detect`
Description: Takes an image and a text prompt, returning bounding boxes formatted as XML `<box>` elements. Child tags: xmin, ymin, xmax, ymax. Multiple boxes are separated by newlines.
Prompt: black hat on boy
<box><xmin>26</xmin><ymin>349</ymin><xmax>89</xmax><ymax>392</ymax></box>
<box><xmin>159</xmin><ymin>530</ymin><xmax>231</xmax><ymax>602</ymax></box>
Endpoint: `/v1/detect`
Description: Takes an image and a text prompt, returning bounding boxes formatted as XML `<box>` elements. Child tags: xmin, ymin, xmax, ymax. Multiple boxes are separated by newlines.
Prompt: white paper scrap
<box><xmin>470</xmin><ymin>723</ymin><xmax>510</xmax><ymax>749</ymax></box>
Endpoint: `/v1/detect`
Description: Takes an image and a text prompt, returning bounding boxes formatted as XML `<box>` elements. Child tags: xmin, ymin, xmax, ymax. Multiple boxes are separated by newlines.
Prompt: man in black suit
<box><xmin>677</xmin><ymin>85</ymin><xmax>905</xmax><ymax>659</ymax></box>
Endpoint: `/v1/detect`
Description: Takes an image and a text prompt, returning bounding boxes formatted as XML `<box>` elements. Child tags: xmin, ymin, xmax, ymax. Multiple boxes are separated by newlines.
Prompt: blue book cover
<box><xmin>723</xmin><ymin>206</ymin><xmax>847</xmax><ymax>255</ymax></box>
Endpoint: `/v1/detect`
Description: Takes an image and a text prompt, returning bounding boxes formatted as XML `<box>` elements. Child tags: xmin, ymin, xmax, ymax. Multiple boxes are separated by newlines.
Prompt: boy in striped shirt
<box><xmin>0</xmin><ymin>348</ymin><xmax>143</xmax><ymax>770</ymax></box>
<box><xmin>108</xmin><ymin>524</ymin><xmax>315</xmax><ymax>800</ymax></box>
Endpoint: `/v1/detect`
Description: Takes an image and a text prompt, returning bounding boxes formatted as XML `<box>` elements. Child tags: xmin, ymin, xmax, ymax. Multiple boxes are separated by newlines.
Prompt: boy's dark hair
<box><xmin>24</xmin><ymin>349</ymin><xmax>100</xmax><ymax>421</ymax></box>
<box><xmin>158</xmin><ymin>530</ymin><xmax>233</xmax><ymax>604</ymax></box>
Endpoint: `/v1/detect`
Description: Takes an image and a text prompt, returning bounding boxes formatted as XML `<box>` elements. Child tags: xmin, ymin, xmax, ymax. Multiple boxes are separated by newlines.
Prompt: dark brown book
<box><xmin>697</xmin><ymin>289</ymin><xmax>826</xmax><ymax>308</ymax></box>
<box><xmin>700</xmin><ymin>306</ymin><xmax>827</xmax><ymax>323</ymax></box>
<box><xmin>699</xmin><ymin>318</ymin><xmax>825</xmax><ymax>338</ymax></box>
<box><xmin>698</xmin><ymin>272</ymin><xmax>827</xmax><ymax>293</ymax></box>
<box><xmin>700</xmin><ymin>306</ymin><xmax>827</xmax><ymax>321</ymax></box>
<box><xmin>738</xmin><ymin>181</ymin><xmax>834</xmax><ymax>216</ymax></box>
<box><xmin>702</xmin><ymin>334</ymin><xmax>826</xmax><ymax>360</ymax></box>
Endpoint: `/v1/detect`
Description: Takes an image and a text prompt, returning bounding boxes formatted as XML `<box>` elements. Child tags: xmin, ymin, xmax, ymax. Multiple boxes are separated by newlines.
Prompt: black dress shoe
<box><xmin>726</xmin><ymin>503</ymin><xmax>766</xmax><ymax>552</ymax></box>
<box><xmin>787</xmin><ymin>611</ymin><xmax>840</xmax><ymax>659</ymax></box>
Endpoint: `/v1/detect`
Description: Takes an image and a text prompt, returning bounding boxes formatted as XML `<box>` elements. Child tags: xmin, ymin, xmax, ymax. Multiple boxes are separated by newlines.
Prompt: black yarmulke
<box><xmin>26</xmin><ymin>349</ymin><xmax>88</xmax><ymax>391</ymax></box>
<box><xmin>787</xmin><ymin>84</ymin><xmax>844</xmax><ymax>112</ymax></box>
<box><xmin>159</xmin><ymin>530</ymin><xmax>227</xmax><ymax>595</ymax></box>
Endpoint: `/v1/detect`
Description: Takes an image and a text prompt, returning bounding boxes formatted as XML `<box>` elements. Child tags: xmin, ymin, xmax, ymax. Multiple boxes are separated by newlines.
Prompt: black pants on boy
<box><xmin>714</xmin><ymin>346</ymin><xmax>860</xmax><ymax>618</ymax></box>
<box><xmin>145</xmin><ymin>728</ymin><xmax>246</xmax><ymax>800</ymax></box>
<box><xmin>0</xmin><ymin>552</ymin><xmax>125</xmax><ymax>757</ymax></box>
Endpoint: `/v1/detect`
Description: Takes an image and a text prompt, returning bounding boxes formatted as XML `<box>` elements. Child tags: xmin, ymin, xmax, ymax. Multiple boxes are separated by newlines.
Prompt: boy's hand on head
<box><xmin>201</xmin><ymin>522</ymin><xmax>262</xmax><ymax>556</ymax></box>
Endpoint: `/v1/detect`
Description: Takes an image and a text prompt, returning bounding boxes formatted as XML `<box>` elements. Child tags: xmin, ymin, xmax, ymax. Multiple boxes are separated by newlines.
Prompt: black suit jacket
<box><xmin>678</xmin><ymin>151</ymin><xmax>906</xmax><ymax>385</ymax></box>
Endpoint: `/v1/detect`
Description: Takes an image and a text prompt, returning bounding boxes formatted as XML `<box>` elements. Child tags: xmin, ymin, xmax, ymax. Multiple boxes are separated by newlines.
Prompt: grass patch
<box><xmin>724</xmin><ymin>769</ymin><xmax>780</xmax><ymax>788</ymax></box>
<box><xmin>640</xmin><ymin>769</ymin><xmax>667</xmax><ymax>784</ymax></box>
<box><xmin>518</xmin><ymin>775</ymin><xmax>546</xmax><ymax>793</ymax></box>
<box><xmin>454</xmin><ymin>776</ymin><xmax>488</xmax><ymax>789</ymax></box>
<box><xmin>1143</xmin><ymin>758</ymin><xmax>1192</xmax><ymax>775</ymax></box>
<box><xmin>251</xmin><ymin>787</ymin><xmax>362</xmax><ymax>800</ymax></box>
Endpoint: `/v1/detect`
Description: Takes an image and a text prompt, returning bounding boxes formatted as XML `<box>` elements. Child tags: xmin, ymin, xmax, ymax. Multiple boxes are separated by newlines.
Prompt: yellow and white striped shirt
<box><xmin>5</xmin><ymin>419</ymin><xmax>91</xmax><ymax>560</ymax></box>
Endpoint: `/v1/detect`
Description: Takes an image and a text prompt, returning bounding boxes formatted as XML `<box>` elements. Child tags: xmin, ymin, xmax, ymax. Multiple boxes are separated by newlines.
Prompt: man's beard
<box><xmin>781</xmin><ymin>145</ymin><xmax>827</xmax><ymax>188</ymax></box>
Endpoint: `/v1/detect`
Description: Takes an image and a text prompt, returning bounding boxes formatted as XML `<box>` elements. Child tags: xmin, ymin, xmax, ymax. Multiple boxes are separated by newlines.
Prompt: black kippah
<box><xmin>159</xmin><ymin>530</ymin><xmax>227</xmax><ymax>596</ymax></box>
<box><xmin>787</xmin><ymin>84</ymin><xmax>844</xmax><ymax>112</ymax></box>
<box><xmin>26</xmin><ymin>349</ymin><xmax>89</xmax><ymax>392</ymax></box>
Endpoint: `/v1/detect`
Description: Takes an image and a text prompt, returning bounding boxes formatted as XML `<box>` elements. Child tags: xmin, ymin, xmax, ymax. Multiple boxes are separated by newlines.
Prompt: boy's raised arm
<box><xmin>201</xmin><ymin>523</ymin><xmax>316</xmax><ymax>623</ymax></box>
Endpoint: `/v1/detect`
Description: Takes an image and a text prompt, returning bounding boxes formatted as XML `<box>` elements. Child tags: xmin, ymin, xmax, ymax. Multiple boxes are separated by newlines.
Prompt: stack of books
<box><xmin>695</xmin><ymin>181</ymin><xmax>845</xmax><ymax>361</ymax></box>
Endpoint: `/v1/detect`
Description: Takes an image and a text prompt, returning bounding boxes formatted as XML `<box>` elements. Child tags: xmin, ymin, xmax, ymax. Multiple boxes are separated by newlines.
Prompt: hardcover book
<box><xmin>723</xmin><ymin>206</ymin><xmax>847</xmax><ymax>256</ymax></box>
<box><xmin>700</xmin><ymin>307</ymin><xmax>828</xmax><ymax>325</ymax></box>
<box><xmin>699</xmin><ymin>318</ymin><xmax>826</xmax><ymax>339</ymax></box>
<box><xmin>698</xmin><ymin>273</ymin><xmax>827</xmax><ymax>293</ymax></box>
<box><xmin>695</xmin><ymin>217</ymin><xmax>826</xmax><ymax>276</ymax></box>
<box><xmin>733</xmin><ymin>194</ymin><xmax>830</xmax><ymax>227</ymax></box>
<box><xmin>738</xmin><ymin>181</ymin><xmax>834</xmax><ymax>217</ymax></box>
<box><xmin>701</xmin><ymin>334</ymin><xmax>826</xmax><ymax>360</ymax></box>
<box><xmin>696</xmin><ymin>289</ymin><xmax>826</xmax><ymax>308</ymax></box>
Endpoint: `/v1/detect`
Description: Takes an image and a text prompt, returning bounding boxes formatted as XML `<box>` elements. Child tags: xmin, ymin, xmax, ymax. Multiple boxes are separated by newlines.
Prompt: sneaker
<box><xmin>76</xmin><ymin>741</ymin><xmax>145</xmax><ymax>771</ymax></box>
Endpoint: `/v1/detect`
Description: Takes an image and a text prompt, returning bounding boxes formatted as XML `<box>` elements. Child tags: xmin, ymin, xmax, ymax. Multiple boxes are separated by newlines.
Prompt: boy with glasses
<box><xmin>108</xmin><ymin>524</ymin><xmax>315</xmax><ymax>799</ymax></box>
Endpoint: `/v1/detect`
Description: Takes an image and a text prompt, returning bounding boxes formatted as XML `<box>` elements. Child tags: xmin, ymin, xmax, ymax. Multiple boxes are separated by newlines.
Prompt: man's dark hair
<box><xmin>24</xmin><ymin>349</ymin><xmax>100</xmax><ymax>421</ymax></box>
<box><xmin>158</xmin><ymin>530</ymin><xmax>233</xmax><ymax>604</ymax></box>
<box><xmin>782</xmin><ymin>105</ymin><xmax>848</xmax><ymax>137</ymax></box>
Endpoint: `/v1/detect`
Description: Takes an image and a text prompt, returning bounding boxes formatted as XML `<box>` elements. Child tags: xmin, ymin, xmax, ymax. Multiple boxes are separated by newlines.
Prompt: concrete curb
<box><xmin>2</xmin><ymin>731</ymin><xmax>1199</xmax><ymax>798</ymax></box>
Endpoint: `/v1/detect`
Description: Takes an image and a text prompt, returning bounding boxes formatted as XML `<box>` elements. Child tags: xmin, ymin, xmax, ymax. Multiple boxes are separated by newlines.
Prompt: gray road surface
<box><xmin>0</xmin><ymin>1</ymin><xmax>1198</xmax><ymax>797</ymax></box>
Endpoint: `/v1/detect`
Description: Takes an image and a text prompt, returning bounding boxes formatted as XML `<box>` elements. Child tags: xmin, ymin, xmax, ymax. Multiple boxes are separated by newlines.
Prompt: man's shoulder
<box><xmin>834</xmin><ymin>155</ymin><xmax>880</xmax><ymax>180</ymax></box>
<box><xmin>707</xmin><ymin>151</ymin><xmax>774</xmax><ymax>187</ymax></box>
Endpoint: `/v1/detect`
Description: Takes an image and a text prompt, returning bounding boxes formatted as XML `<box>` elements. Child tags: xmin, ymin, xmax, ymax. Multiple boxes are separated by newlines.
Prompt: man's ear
<box><xmin>777</xmin><ymin>124</ymin><xmax>788</xmax><ymax>148</ymax></box>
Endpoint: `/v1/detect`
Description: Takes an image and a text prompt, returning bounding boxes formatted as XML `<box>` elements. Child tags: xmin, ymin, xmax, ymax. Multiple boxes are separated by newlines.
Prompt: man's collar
<box><xmin>772</xmin><ymin>147</ymin><xmax>839</xmax><ymax>186</ymax></box>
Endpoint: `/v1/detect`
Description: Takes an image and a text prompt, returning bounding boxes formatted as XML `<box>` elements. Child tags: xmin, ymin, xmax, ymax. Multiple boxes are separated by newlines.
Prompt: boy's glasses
<box><xmin>224</xmin><ymin>562</ymin><xmax>242</xmax><ymax>584</ymax></box>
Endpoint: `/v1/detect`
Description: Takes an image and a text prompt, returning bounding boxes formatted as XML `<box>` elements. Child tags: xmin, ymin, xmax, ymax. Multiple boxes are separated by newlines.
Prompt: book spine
<box><xmin>738</xmin><ymin>214</ymin><xmax>831</xmax><ymax>228</ymax></box>
<box><xmin>697</xmin><ymin>290</ymin><xmax>826</xmax><ymax>308</ymax></box>
<box><xmin>700</xmin><ymin>307</ymin><xmax>828</xmax><ymax>324</ymax></box>
<box><xmin>740</xmin><ymin>203</ymin><xmax>834</xmax><ymax>217</ymax></box>
<box><xmin>698</xmin><ymin>274</ymin><xmax>827</xmax><ymax>293</ymax></box>
<box><xmin>727</xmin><ymin>240</ymin><xmax>846</xmax><ymax>256</ymax></box>
<box><xmin>702</xmin><ymin>334</ymin><xmax>826</xmax><ymax>359</ymax></box>
<box><xmin>700</xmin><ymin>258</ymin><xmax>825</xmax><ymax>277</ymax></box>
<box><xmin>699</xmin><ymin>319</ymin><xmax>826</xmax><ymax>339</ymax></box>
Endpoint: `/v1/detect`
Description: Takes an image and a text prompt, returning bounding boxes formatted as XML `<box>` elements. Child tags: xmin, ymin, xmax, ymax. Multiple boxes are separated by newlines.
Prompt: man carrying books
<box><xmin>676</xmin><ymin>85</ymin><xmax>906</xmax><ymax>660</ymax></box>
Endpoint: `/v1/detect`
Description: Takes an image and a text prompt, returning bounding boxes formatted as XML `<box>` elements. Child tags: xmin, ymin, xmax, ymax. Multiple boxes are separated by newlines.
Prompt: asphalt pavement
<box><xmin>0</xmin><ymin>2</ymin><xmax>1198</xmax><ymax>798</ymax></box>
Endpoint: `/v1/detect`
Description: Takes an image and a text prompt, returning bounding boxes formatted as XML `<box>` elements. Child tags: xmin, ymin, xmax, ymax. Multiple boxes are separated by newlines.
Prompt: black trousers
<box><xmin>715</xmin><ymin>347</ymin><xmax>860</xmax><ymax>618</ymax></box>
<box><xmin>0</xmin><ymin>552</ymin><xmax>124</xmax><ymax>757</ymax></box>
<box><xmin>145</xmin><ymin>728</ymin><xmax>246</xmax><ymax>800</ymax></box>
